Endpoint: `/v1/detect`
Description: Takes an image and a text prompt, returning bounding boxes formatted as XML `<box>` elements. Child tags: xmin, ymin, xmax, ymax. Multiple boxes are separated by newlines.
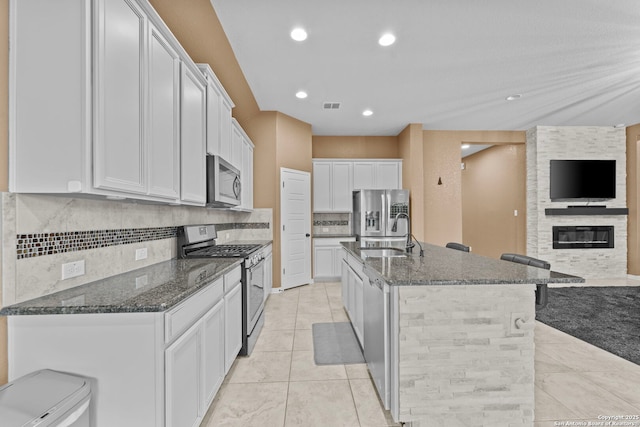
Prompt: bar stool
<box><xmin>445</xmin><ymin>242</ymin><xmax>470</xmax><ymax>252</ymax></box>
<box><xmin>500</xmin><ymin>253</ymin><xmax>550</xmax><ymax>308</ymax></box>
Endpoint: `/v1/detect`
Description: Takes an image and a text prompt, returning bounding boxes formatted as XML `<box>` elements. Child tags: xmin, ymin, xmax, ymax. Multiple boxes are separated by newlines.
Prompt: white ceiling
<box><xmin>210</xmin><ymin>0</ymin><xmax>640</xmax><ymax>136</ymax></box>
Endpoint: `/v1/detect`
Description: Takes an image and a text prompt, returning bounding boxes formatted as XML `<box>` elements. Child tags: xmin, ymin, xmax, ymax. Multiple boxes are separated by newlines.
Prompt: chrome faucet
<box><xmin>391</xmin><ymin>212</ymin><xmax>415</xmax><ymax>252</ymax></box>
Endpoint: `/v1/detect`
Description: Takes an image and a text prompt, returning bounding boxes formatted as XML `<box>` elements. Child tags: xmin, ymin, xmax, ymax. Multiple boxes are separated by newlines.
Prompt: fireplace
<box><xmin>553</xmin><ymin>226</ymin><xmax>614</xmax><ymax>249</ymax></box>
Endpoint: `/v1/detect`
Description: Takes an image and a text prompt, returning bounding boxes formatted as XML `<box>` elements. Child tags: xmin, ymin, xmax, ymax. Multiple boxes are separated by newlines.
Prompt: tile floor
<box><xmin>201</xmin><ymin>280</ymin><xmax>640</xmax><ymax>427</ymax></box>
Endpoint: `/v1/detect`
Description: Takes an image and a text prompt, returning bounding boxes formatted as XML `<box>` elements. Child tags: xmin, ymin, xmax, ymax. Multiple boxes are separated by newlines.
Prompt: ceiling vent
<box><xmin>323</xmin><ymin>102</ymin><xmax>341</xmax><ymax>110</ymax></box>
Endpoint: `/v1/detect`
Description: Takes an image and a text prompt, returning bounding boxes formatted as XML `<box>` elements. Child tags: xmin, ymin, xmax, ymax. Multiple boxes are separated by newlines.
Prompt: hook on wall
<box><xmin>437</xmin><ymin>177</ymin><xmax>442</xmax><ymax>185</ymax></box>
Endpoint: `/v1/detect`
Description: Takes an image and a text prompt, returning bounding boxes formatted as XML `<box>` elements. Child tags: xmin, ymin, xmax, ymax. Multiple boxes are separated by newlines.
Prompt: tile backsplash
<box><xmin>1</xmin><ymin>193</ymin><xmax>272</xmax><ymax>305</ymax></box>
<box><xmin>313</xmin><ymin>212</ymin><xmax>351</xmax><ymax>235</ymax></box>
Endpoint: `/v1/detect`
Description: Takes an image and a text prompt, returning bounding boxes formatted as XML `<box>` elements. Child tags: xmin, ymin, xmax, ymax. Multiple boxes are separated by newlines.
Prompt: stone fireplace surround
<box><xmin>526</xmin><ymin>126</ymin><xmax>627</xmax><ymax>279</ymax></box>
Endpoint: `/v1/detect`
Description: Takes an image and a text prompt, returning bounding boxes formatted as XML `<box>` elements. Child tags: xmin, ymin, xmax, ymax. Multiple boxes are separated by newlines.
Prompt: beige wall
<box><xmin>1</xmin><ymin>0</ymin><xmax>8</xmax><ymax>386</ymax></box>
<box><xmin>149</xmin><ymin>0</ymin><xmax>260</xmax><ymax>125</ymax></box>
<box><xmin>398</xmin><ymin>124</ymin><xmax>425</xmax><ymax>240</ymax></box>
<box><xmin>421</xmin><ymin>131</ymin><xmax>525</xmax><ymax>246</ymax></box>
<box><xmin>274</xmin><ymin>113</ymin><xmax>313</xmax><ymax>287</ymax></box>
<box><xmin>422</xmin><ymin>131</ymin><xmax>463</xmax><ymax>245</ymax></box>
<box><xmin>312</xmin><ymin>136</ymin><xmax>399</xmax><ymax>159</ymax></box>
<box><xmin>462</xmin><ymin>145</ymin><xmax>526</xmax><ymax>259</ymax></box>
<box><xmin>627</xmin><ymin>124</ymin><xmax>640</xmax><ymax>275</ymax></box>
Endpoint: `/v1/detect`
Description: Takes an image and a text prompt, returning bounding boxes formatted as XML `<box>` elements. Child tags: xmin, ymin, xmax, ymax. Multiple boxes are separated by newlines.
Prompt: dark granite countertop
<box><xmin>313</xmin><ymin>234</ymin><xmax>356</xmax><ymax>239</ymax></box>
<box><xmin>342</xmin><ymin>242</ymin><xmax>584</xmax><ymax>286</ymax></box>
<box><xmin>0</xmin><ymin>258</ymin><xmax>242</xmax><ymax>316</ymax></box>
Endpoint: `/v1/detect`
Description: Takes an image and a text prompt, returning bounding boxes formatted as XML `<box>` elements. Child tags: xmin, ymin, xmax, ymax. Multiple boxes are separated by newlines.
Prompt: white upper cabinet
<box><xmin>197</xmin><ymin>64</ymin><xmax>234</xmax><ymax>159</ymax></box>
<box><xmin>148</xmin><ymin>24</ymin><xmax>181</xmax><ymax>200</ymax></box>
<box><xmin>93</xmin><ymin>0</ymin><xmax>147</xmax><ymax>195</ymax></box>
<box><xmin>9</xmin><ymin>0</ymin><xmax>208</xmax><ymax>205</ymax></box>
<box><xmin>230</xmin><ymin>119</ymin><xmax>254</xmax><ymax>211</ymax></box>
<box><xmin>313</xmin><ymin>161</ymin><xmax>353</xmax><ymax>212</ymax></box>
<box><xmin>230</xmin><ymin>119</ymin><xmax>243</xmax><ymax>169</ymax></box>
<box><xmin>313</xmin><ymin>159</ymin><xmax>402</xmax><ymax>212</ymax></box>
<box><xmin>180</xmin><ymin>64</ymin><xmax>207</xmax><ymax>205</ymax></box>
<box><xmin>352</xmin><ymin>161</ymin><xmax>402</xmax><ymax>190</ymax></box>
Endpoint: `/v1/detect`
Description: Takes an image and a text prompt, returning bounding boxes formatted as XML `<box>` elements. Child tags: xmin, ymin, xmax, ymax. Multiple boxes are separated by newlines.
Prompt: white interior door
<box><xmin>281</xmin><ymin>168</ymin><xmax>312</xmax><ymax>289</ymax></box>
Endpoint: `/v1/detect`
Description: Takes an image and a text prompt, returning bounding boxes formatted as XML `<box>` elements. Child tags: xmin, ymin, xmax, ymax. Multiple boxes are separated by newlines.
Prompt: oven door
<box><xmin>206</xmin><ymin>155</ymin><xmax>241</xmax><ymax>207</ymax></box>
<box><xmin>247</xmin><ymin>259</ymin><xmax>265</xmax><ymax>334</ymax></box>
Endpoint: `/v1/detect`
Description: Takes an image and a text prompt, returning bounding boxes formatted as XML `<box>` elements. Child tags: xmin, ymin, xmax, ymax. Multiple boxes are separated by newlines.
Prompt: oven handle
<box><xmin>248</xmin><ymin>259</ymin><xmax>265</xmax><ymax>288</ymax></box>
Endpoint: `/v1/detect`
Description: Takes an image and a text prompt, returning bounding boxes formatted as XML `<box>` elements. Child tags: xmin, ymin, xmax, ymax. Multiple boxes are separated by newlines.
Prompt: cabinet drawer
<box><xmin>165</xmin><ymin>277</ymin><xmax>224</xmax><ymax>342</ymax></box>
<box><xmin>224</xmin><ymin>266</ymin><xmax>242</xmax><ymax>293</ymax></box>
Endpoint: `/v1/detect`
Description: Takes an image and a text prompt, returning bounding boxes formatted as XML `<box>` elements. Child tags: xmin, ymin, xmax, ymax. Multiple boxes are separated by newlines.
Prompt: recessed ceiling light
<box><xmin>505</xmin><ymin>94</ymin><xmax>522</xmax><ymax>101</ymax></box>
<box><xmin>362</xmin><ymin>109</ymin><xmax>373</xmax><ymax>117</ymax></box>
<box><xmin>461</xmin><ymin>144</ymin><xmax>470</xmax><ymax>149</ymax></box>
<box><xmin>290</xmin><ymin>27</ymin><xmax>307</xmax><ymax>42</ymax></box>
<box><xmin>295</xmin><ymin>91</ymin><xmax>308</xmax><ymax>99</ymax></box>
<box><xmin>378</xmin><ymin>33</ymin><xmax>396</xmax><ymax>47</ymax></box>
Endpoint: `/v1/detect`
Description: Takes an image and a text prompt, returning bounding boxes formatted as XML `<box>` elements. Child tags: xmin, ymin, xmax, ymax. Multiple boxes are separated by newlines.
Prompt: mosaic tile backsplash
<box><xmin>16</xmin><ymin>223</ymin><xmax>270</xmax><ymax>259</ymax></box>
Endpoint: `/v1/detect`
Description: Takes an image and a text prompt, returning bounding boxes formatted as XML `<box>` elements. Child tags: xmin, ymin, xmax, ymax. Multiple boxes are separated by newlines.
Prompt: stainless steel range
<box><xmin>177</xmin><ymin>224</ymin><xmax>266</xmax><ymax>356</ymax></box>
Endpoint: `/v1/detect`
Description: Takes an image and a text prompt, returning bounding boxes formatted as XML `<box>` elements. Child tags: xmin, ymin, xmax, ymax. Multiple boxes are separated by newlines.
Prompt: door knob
<box><xmin>305</xmin><ymin>233</ymin><xmax>311</xmax><ymax>237</ymax></box>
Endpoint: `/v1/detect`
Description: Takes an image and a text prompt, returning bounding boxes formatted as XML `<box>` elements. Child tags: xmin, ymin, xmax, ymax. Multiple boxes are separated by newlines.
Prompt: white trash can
<box><xmin>0</xmin><ymin>369</ymin><xmax>91</xmax><ymax>426</ymax></box>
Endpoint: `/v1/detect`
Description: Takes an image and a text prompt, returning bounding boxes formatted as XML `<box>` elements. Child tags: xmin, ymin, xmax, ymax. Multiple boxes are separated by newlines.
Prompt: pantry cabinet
<box><xmin>312</xmin><ymin>159</ymin><xmax>402</xmax><ymax>212</ymax></box>
<box><xmin>9</xmin><ymin>0</ymin><xmax>206</xmax><ymax>205</ymax></box>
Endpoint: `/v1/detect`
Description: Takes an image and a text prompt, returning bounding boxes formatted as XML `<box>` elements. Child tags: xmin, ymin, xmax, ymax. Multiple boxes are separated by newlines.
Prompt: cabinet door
<box><xmin>332</xmin><ymin>247</ymin><xmax>346</xmax><ymax>277</ymax></box>
<box><xmin>231</xmin><ymin>121</ymin><xmax>243</xmax><ymax>169</ymax></box>
<box><xmin>205</xmin><ymin>79</ymin><xmax>222</xmax><ymax>156</ymax></box>
<box><xmin>219</xmin><ymin>97</ymin><xmax>233</xmax><ymax>161</ymax></box>
<box><xmin>376</xmin><ymin>162</ymin><xmax>402</xmax><ymax>189</ymax></box>
<box><xmin>353</xmin><ymin>162</ymin><xmax>375</xmax><ymax>190</ymax></box>
<box><xmin>148</xmin><ymin>25</ymin><xmax>180</xmax><ymax>200</ymax></box>
<box><xmin>201</xmin><ymin>299</ymin><xmax>225</xmax><ymax>410</ymax></box>
<box><xmin>94</xmin><ymin>0</ymin><xmax>146</xmax><ymax>194</ymax></box>
<box><xmin>341</xmin><ymin>258</ymin><xmax>349</xmax><ymax>310</ymax></box>
<box><xmin>224</xmin><ymin>281</ymin><xmax>243</xmax><ymax>373</ymax></box>
<box><xmin>166</xmin><ymin>321</ymin><xmax>201</xmax><ymax>427</ymax></box>
<box><xmin>313</xmin><ymin>162</ymin><xmax>332</xmax><ymax>212</ymax></box>
<box><xmin>353</xmin><ymin>271</ymin><xmax>364</xmax><ymax>346</ymax></box>
<box><xmin>314</xmin><ymin>246</ymin><xmax>335</xmax><ymax>278</ymax></box>
<box><xmin>180</xmin><ymin>64</ymin><xmax>206</xmax><ymax>205</ymax></box>
<box><xmin>241</xmin><ymin>139</ymin><xmax>254</xmax><ymax>210</ymax></box>
<box><xmin>332</xmin><ymin>162</ymin><xmax>353</xmax><ymax>211</ymax></box>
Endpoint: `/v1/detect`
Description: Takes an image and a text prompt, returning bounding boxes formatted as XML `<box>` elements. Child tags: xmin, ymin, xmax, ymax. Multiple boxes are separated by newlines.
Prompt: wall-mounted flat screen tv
<box><xmin>550</xmin><ymin>159</ymin><xmax>616</xmax><ymax>200</ymax></box>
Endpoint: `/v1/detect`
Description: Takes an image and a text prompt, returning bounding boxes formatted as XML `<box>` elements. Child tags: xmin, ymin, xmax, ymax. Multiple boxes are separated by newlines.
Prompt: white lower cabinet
<box><xmin>165</xmin><ymin>316</ymin><xmax>202</xmax><ymax>427</ymax></box>
<box><xmin>313</xmin><ymin>237</ymin><xmax>355</xmax><ymax>280</ymax></box>
<box><xmin>342</xmin><ymin>252</ymin><xmax>365</xmax><ymax>346</ymax></box>
<box><xmin>224</xmin><ymin>274</ymin><xmax>243</xmax><ymax>373</ymax></box>
<box><xmin>7</xmin><ymin>265</ymin><xmax>243</xmax><ymax>427</ymax></box>
<box><xmin>264</xmin><ymin>244</ymin><xmax>273</xmax><ymax>301</ymax></box>
<box><xmin>201</xmin><ymin>299</ymin><xmax>226</xmax><ymax>410</ymax></box>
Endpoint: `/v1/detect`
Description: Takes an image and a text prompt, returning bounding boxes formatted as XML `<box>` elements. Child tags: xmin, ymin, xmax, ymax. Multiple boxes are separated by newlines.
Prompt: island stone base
<box><xmin>393</xmin><ymin>283</ymin><xmax>536</xmax><ymax>426</ymax></box>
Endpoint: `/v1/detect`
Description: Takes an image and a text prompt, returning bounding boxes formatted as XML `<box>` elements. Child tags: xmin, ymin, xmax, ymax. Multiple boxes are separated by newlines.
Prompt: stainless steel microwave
<box><xmin>206</xmin><ymin>155</ymin><xmax>241</xmax><ymax>208</ymax></box>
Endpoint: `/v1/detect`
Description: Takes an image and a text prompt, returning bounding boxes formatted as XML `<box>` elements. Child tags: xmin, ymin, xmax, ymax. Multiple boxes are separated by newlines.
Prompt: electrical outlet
<box><xmin>135</xmin><ymin>247</ymin><xmax>148</xmax><ymax>261</ymax></box>
<box><xmin>62</xmin><ymin>260</ymin><xmax>85</xmax><ymax>280</ymax></box>
<box><xmin>322</xmin><ymin>227</ymin><xmax>329</xmax><ymax>232</ymax></box>
<box><xmin>514</xmin><ymin>209</ymin><xmax>518</xmax><ymax>217</ymax></box>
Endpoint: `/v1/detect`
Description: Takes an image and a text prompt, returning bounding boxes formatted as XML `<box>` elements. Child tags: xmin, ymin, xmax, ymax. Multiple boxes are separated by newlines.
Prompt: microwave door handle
<box><xmin>233</xmin><ymin>176</ymin><xmax>241</xmax><ymax>198</ymax></box>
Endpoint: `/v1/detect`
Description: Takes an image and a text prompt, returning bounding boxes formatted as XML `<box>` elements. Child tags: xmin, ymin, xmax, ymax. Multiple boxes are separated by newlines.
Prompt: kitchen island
<box><xmin>341</xmin><ymin>242</ymin><xmax>583</xmax><ymax>427</ymax></box>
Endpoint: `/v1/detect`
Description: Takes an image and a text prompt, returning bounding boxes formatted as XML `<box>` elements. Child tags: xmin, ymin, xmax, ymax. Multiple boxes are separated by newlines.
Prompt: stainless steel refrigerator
<box><xmin>352</xmin><ymin>189</ymin><xmax>410</xmax><ymax>248</ymax></box>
